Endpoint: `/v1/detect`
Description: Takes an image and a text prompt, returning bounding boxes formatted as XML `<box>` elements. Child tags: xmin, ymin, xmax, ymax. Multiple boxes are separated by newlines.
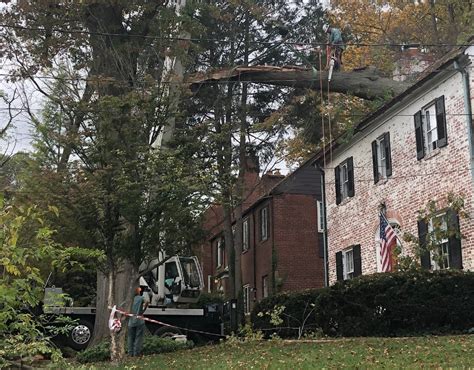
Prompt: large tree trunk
<box><xmin>91</xmin><ymin>259</ymin><xmax>138</xmax><ymax>362</ymax></box>
<box><xmin>189</xmin><ymin>65</ymin><xmax>410</xmax><ymax>100</ymax></box>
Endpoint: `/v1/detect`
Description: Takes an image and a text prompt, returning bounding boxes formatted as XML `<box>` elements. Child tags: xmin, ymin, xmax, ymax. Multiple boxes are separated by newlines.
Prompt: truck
<box><xmin>43</xmin><ymin>255</ymin><xmax>224</xmax><ymax>350</ymax></box>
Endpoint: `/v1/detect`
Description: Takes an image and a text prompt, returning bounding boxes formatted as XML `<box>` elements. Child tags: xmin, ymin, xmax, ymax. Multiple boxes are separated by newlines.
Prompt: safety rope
<box><xmin>318</xmin><ymin>49</ymin><xmax>326</xmax><ymax>170</ymax></box>
<box><xmin>109</xmin><ymin>306</ymin><xmax>225</xmax><ymax>338</ymax></box>
<box><xmin>327</xmin><ymin>49</ymin><xmax>333</xmax><ymax>163</ymax></box>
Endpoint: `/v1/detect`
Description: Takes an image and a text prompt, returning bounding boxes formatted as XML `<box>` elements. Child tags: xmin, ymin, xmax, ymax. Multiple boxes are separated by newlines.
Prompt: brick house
<box><xmin>314</xmin><ymin>42</ymin><xmax>474</xmax><ymax>285</ymax></box>
<box><xmin>198</xmin><ymin>157</ymin><xmax>325</xmax><ymax>313</ymax></box>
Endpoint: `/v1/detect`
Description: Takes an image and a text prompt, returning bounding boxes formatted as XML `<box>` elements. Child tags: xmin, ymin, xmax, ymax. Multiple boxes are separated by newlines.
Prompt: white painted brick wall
<box><xmin>324</xmin><ymin>52</ymin><xmax>474</xmax><ymax>284</ymax></box>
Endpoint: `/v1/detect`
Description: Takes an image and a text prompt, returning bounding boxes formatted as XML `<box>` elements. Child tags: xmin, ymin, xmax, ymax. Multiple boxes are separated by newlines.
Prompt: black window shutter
<box><xmin>447</xmin><ymin>209</ymin><xmax>463</xmax><ymax>269</ymax></box>
<box><xmin>384</xmin><ymin>132</ymin><xmax>392</xmax><ymax>177</ymax></box>
<box><xmin>418</xmin><ymin>219</ymin><xmax>430</xmax><ymax>269</ymax></box>
<box><xmin>336</xmin><ymin>252</ymin><xmax>343</xmax><ymax>281</ymax></box>
<box><xmin>347</xmin><ymin>157</ymin><xmax>355</xmax><ymax>197</ymax></box>
<box><xmin>436</xmin><ymin>95</ymin><xmax>448</xmax><ymax>148</ymax></box>
<box><xmin>371</xmin><ymin>140</ymin><xmax>379</xmax><ymax>184</ymax></box>
<box><xmin>335</xmin><ymin>165</ymin><xmax>341</xmax><ymax>205</ymax></box>
<box><xmin>414</xmin><ymin>111</ymin><xmax>425</xmax><ymax>160</ymax></box>
<box><xmin>353</xmin><ymin>244</ymin><xmax>362</xmax><ymax>277</ymax></box>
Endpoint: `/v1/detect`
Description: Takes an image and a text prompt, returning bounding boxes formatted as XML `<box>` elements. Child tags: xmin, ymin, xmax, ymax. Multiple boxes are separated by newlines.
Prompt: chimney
<box><xmin>242</xmin><ymin>153</ymin><xmax>260</xmax><ymax>201</ymax></box>
<box><xmin>393</xmin><ymin>45</ymin><xmax>435</xmax><ymax>82</ymax></box>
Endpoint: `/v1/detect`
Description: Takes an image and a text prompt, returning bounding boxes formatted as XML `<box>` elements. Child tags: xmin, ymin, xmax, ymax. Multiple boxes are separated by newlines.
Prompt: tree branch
<box><xmin>188</xmin><ymin>65</ymin><xmax>410</xmax><ymax>101</ymax></box>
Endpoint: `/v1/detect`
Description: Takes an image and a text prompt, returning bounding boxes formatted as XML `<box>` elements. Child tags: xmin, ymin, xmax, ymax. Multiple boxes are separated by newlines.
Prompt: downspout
<box><xmin>319</xmin><ymin>165</ymin><xmax>329</xmax><ymax>287</ymax></box>
<box><xmin>271</xmin><ymin>198</ymin><xmax>277</xmax><ymax>294</ymax></box>
<box><xmin>252</xmin><ymin>211</ymin><xmax>257</xmax><ymax>299</ymax></box>
<box><xmin>454</xmin><ymin>60</ymin><xmax>474</xmax><ymax>184</ymax></box>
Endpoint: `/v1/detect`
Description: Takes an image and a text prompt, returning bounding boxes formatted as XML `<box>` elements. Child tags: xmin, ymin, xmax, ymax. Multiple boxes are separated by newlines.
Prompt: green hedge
<box><xmin>251</xmin><ymin>289</ymin><xmax>322</xmax><ymax>337</ymax></box>
<box><xmin>76</xmin><ymin>336</ymin><xmax>193</xmax><ymax>363</ymax></box>
<box><xmin>251</xmin><ymin>270</ymin><xmax>474</xmax><ymax>337</ymax></box>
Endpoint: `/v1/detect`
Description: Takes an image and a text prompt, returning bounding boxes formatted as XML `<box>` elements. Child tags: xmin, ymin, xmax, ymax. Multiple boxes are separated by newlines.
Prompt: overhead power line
<box><xmin>0</xmin><ymin>106</ymin><xmax>472</xmax><ymax>119</ymax></box>
<box><xmin>0</xmin><ymin>23</ymin><xmax>471</xmax><ymax>48</ymax></box>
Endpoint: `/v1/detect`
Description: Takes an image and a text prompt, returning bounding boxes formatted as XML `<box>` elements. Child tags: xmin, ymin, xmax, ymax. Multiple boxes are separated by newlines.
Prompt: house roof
<box><xmin>241</xmin><ymin>154</ymin><xmax>320</xmax><ymax>216</ymax></box>
<box><xmin>203</xmin><ymin>153</ymin><xmax>321</xmax><ymax>240</ymax></box>
<box><xmin>311</xmin><ymin>40</ymin><xmax>473</xmax><ymax>166</ymax></box>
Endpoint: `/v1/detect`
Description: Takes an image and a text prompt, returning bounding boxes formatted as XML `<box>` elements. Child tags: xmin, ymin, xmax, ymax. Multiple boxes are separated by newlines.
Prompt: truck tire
<box><xmin>153</xmin><ymin>326</ymin><xmax>182</xmax><ymax>339</ymax></box>
<box><xmin>67</xmin><ymin>319</ymin><xmax>93</xmax><ymax>350</ymax></box>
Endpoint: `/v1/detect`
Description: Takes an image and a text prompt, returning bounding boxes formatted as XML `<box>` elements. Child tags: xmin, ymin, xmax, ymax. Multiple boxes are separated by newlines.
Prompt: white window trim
<box><xmin>243</xmin><ymin>218</ymin><xmax>250</xmax><ymax>252</ymax></box>
<box><xmin>377</xmin><ymin>135</ymin><xmax>387</xmax><ymax>179</ymax></box>
<box><xmin>428</xmin><ymin>213</ymin><xmax>450</xmax><ymax>270</ymax></box>
<box><xmin>423</xmin><ymin>102</ymin><xmax>438</xmax><ymax>153</ymax></box>
<box><xmin>243</xmin><ymin>284</ymin><xmax>251</xmax><ymax>315</ymax></box>
<box><xmin>262</xmin><ymin>275</ymin><xmax>268</xmax><ymax>298</ymax></box>
<box><xmin>342</xmin><ymin>248</ymin><xmax>354</xmax><ymax>280</ymax></box>
<box><xmin>340</xmin><ymin>162</ymin><xmax>349</xmax><ymax>199</ymax></box>
<box><xmin>317</xmin><ymin>200</ymin><xmax>325</xmax><ymax>233</ymax></box>
<box><xmin>260</xmin><ymin>207</ymin><xmax>269</xmax><ymax>241</ymax></box>
<box><xmin>217</xmin><ymin>238</ymin><xmax>223</xmax><ymax>268</ymax></box>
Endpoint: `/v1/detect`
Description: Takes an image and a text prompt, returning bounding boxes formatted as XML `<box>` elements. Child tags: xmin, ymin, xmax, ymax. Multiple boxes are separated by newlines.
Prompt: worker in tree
<box><xmin>323</xmin><ymin>23</ymin><xmax>344</xmax><ymax>71</ymax></box>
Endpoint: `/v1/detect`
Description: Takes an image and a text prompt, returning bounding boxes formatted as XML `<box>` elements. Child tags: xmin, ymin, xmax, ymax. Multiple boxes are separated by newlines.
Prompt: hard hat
<box><xmin>323</xmin><ymin>24</ymin><xmax>329</xmax><ymax>33</ymax></box>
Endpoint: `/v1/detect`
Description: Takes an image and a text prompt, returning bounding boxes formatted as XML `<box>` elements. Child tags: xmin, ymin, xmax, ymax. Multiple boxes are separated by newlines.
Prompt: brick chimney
<box><xmin>242</xmin><ymin>153</ymin><xmax>260</xmax><ymax>201</ymax></box>
<box><xmin>393</xmin><ymin>45</ymin><xmax>435</xmax><ymax>82</ymax></box>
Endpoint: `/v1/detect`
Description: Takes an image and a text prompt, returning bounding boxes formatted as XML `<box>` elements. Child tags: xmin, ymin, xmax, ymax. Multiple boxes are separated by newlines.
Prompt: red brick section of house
<box><xmin>197</xmin><ymin>156</ymin><xmax>325</xmax><ymax>312</ymax></box>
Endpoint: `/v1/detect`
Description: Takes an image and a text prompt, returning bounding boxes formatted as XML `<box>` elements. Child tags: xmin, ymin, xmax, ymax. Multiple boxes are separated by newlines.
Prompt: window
<box><xmin>414</xmin><ymin>96</ymin><xmax>447</xmax><ymax>160</ymax></box>
<box><xmin>317</xmin><ymin>200</ymin><xmax>325</xmax><ymax>233</ymax></box>
<box><xmin>343</xmin><ymin>249</ymin><xmax>354</xmax><ymax>280</ymax></box>
<box><xmin>242</xmin><ymin>218</ymin><xmax>250</xmax><ymax>252</ymax></box>
<box><xmin>243</xmin><ymin>284</ymin><xmax>251</xmax><ymax>314</ymax></box>
<box><xmin>262</xmin><ymin>276</ymin><xmax>268</xmax><ymax>298</ymax></box>
<box><xmin>336</xmin><ymin>245</ymin><xmax>361</xmax><ymax>281</ymax></box>
<box><xmin>216</xmin><ymin>238</ymin><xmax>224</xmax><ymax>268</ymax></box>
<box><xmin>429</xmin><ymin>214</ymin><xmax>450</xmax><ymax>270</ymax></box>
<box><xmin>371</xmin><ymin>132</ymin><xmax>392</xmax><ymax>183</ymax></box>
<box><xmin>260</xmin><ymin>207</ymin><xmax>269</xmax><ymax>241</ymax></box>
<box><xmin>418</xmin><ymin>209</ymin><xmax>463</xmax><ymax>270</ymax></box>
<box><xmin>335</xmin><ymin>157</ymin><xmax>354</xmax><ymax>204</ymax></box>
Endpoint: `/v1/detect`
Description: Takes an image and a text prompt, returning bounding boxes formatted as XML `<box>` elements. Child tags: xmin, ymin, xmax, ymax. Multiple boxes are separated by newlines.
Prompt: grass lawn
<box><xmin>75</xmin><ymin>335</ymin><xmax>473</xmax><ymax>369</ymax></box>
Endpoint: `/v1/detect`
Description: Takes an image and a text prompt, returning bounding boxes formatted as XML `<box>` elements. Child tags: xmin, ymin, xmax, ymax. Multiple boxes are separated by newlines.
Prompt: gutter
<box><xmin>453</xmin><ymin>60</ymin><xmax>474</xmax><ymax>185</ymax></box>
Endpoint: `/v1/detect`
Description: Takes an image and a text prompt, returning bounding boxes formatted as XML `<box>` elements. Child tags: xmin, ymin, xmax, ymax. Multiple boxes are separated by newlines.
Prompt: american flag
<box><xmin>380</xmin><ymin>213</ymin><xmax>397</xmax><ymax>272</ymax></box>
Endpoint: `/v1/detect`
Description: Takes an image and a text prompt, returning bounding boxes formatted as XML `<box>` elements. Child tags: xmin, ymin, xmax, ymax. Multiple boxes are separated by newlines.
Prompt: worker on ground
<box><xmin>323</xmin><ymin>23</ymin><xmax>344</xmax><ymax>71</ymax></box>
<box><xmin>127</xmin><ymin>287</ymin><xmax>149</xmax><ymax>356</ymax></box>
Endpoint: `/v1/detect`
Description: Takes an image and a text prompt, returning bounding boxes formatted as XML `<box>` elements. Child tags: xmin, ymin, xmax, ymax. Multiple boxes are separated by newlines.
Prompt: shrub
<box><xmin>76</xmin><ymin>341</ymin><xmax>110</xmax><ymax>364</ymax></box>
<box><xmin>251</xmin><ymin>289</ymin><xmax>322</xmax><ymax>338</ymax></box>
<box><xmin>251</xmin><ymin>270</ymin><xmax>474</xmax><ymax>338</ymax></box>
<box><xmin>142</xmin><ymin>336</ymin><xmax>193</xmax><ymax>355</ymax></box>
<box><xmin>315</xmin><ymin>270</ymin><xmax>474</xmax><ymax>337</ymax></box>
<box><xmin>76</xmin><ymin>336</ymin><xmax>193</xmax><ymax>364</ymax></box>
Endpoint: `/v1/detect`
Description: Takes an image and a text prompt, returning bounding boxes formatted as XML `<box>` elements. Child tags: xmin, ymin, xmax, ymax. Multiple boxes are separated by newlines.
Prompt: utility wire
<box><xmin>4</xmin><ymin>167</ymin><xmax>473</xmax><ymax>196</ymax></box>
<box><xmin>0</xmin><ymin>106</ymin><xmax>472</xmax><ymax>119</ymax></box>
<box><xmin>0</xmin><ymin>23</ymin><xmax>471</xmax><ymax>48</ymax></box>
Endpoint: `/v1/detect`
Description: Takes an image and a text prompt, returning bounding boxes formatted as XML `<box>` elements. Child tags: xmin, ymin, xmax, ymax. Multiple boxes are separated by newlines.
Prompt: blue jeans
<box><xmin>127</xmin><ymin>324</ymin><xmax>145</xmax><ymax>356</ymax></box>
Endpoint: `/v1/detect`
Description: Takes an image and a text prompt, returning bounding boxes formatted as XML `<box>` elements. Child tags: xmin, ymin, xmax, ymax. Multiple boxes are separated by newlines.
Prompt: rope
<box><xmin>109</xmin><ymin>306</ymin><xmax>225</xmax><ymax>338</ymax></box>
<box><xmin>318</xmin><ymin>50</ymin><xmax>326</xmax><ymax>170</ymax></box>
<box><xmin>327</xmin><ymin>56</ymin><xmax>333</xmax><ymax>164</ymax></box>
